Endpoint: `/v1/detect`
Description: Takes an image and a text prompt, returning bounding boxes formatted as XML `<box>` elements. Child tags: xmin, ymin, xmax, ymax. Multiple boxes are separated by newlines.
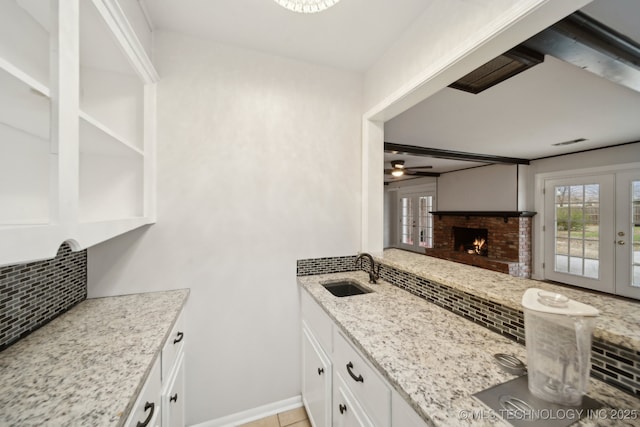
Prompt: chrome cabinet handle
<box><xmin>136</xmin><ymin>402</ymin><xmax>154</xmax><ymax>427</ymax></box>
<box><xmin>346</xmin><ymin>362</ymin><xmax>363</xmax><ymax>383</ymax></box>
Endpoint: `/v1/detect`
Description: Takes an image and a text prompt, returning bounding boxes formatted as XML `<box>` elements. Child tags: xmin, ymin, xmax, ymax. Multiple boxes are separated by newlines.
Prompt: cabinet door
<box><xmin>162</xmin><ymin>352</ymin><xmax>185</xmax><ymax>427</ymax></box>
<box><xmin>302</xmin><ymin>326</ymin><xmax>331</xmax><ymax>427</ymax></box>
<box><xmin>333</xmin><ymin>373</ymin><xmax>373</xmax><ymax>427</ymax></box>
<box><xmin>391</xmin><ymin>390</ymin><xmax>427</xmax><ymax>427</ymax></box>
<box><xmin>125</xmin><ymin>357</ymin><xmax>161</xmax><ymax>427</ymax></box>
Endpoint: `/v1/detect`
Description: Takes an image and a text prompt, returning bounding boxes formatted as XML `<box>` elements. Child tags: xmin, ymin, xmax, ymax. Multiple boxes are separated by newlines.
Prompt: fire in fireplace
<box><xmin>453</xmin><ymin>226</ymin><xmax>488</xmax><ymax>256</ymax></box>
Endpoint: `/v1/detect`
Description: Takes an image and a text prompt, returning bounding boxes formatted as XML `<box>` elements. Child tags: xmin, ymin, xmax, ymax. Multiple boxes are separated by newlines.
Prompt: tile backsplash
<box><xmin>296</xmin><ymin>255</ymin><xmax>358</xmax><ymax>276</ymax></box>
<box><xmin>0</xmin><ymin>243</ymin><xmax>87</xmax><ymax>351</ymax></box>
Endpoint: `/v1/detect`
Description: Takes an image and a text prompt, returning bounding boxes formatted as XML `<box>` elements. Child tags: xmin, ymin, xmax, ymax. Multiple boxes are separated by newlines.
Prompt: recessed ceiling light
<box><xmin>273</xmin><ymin>0</ymin><xmax>341</xmax><ymax>13</ymax></box>
<box><xmin>552</xmin><ymin>138</ymin><xmax>587</xmax><ymax>147</ymax></box>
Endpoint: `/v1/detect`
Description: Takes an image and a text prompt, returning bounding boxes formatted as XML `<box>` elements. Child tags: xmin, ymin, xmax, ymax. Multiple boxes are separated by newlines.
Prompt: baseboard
<box><xmin>189</xmin><ymin>395</ymin><xmax>303</xmax><ymax>427</ymax></box>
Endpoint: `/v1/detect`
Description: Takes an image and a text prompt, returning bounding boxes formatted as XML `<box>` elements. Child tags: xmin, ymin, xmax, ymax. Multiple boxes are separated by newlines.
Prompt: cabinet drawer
<box><xmin>125</xmin><ymin>356</ymin><xmax>161</xmax><ymax>427</ymax></box>
<box><xmin>301</xmin><ymin>289</ymin><xmax>333</xmax><ymax>353</ymax></box>
<box><xmin>334</xmin><ymin>372</ymin><xmax>374</xmax><ymax>427</ymax></box>
<box><xmin>162</xmin><ymin>309</ymin><xmax>185</xmax><ymax>381</ymax></box>
<box><xmin>333</xmin><ymin>331</ymin><xmax>390</xmax><ymax>427</ymax></box>
<box><xmin>162</xmin><ymin>352</ymin><xmax>185</xmax><ymax>427</ymax></box>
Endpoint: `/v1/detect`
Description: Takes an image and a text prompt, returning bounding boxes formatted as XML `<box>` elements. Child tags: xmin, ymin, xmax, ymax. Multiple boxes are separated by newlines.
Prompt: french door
<box><xmin>398</xmin><ymin>192</ymin><xmax>433</xmax><ymax>253</ymax></box>
<box><xmin>543</xmin><ymin>169</ymin><xmax>640</xmax><ymax>299</ymax></box>
<box><xmin>615</xmin><ymin>170</ymin><xmax>640</xmax><ymax>299</ymax></box>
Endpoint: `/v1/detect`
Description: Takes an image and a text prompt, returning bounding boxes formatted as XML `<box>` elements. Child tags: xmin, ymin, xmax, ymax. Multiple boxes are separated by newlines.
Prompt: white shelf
<box><xmin>0</xmin><ymin>56</ymin><xmax>51</xmax><ymax>227</ymax></box>
<box><xmin>0</xmin><ymin>58</ymin><xmax>50</xmax><ymax>98</ymax></box>
<box><xmin>80</xmin><ymin>111</ymin><xmax>143</xmax><ymax>157</ymax></box>
<box><xmin>1</xmin><ymin>0</ymin><xmax>157</xmax><ymax>266</ymax></box>
<box><xmin>0</xmin><ymin>65</ymin><xmax>50</xmax><ymax>141</ymax></box>
<box><xmin>0</xmin><ymin>0</ymin><xmax>50</xmax><ymax>89</ymax></box>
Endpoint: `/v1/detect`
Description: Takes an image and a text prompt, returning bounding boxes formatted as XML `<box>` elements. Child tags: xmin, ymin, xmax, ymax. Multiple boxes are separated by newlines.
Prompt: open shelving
<box><xmin>0</xmin><ymin>0</ymin><xmax>158</xmax><ymax>266</ymax></box>
<box><xmin>0</xmin><ymin>0</ymin><xmax>52</xmax><ymax>227</ymax></box>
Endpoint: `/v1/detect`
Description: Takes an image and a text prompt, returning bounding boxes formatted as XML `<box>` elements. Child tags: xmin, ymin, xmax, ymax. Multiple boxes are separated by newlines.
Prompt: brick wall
<box><xmin>427</xmin><ymin>215</ymin><xmax>533</xmax><ymax>277</ymax></box>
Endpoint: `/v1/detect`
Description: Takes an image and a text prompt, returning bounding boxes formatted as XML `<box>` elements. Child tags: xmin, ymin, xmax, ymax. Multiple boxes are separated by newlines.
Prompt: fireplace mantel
<box><xmin>430</xmin><ymin>211</ymin><xmax>536</xmax><ymax>223</ymax></box>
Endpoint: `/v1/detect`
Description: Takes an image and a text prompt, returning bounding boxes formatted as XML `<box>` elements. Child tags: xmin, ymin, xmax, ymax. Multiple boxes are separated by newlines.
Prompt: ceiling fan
<box><xmin>384</xmin><ymin>160</ymin><xmax>435</xmax><ymax>177</ymax></box>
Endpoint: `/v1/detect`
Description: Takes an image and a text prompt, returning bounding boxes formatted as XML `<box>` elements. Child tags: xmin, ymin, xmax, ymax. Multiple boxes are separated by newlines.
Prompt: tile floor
<box><xmin>238</xmin><ymin>406</ymin><xmax>310</xmax><ymax>427</ymax></box>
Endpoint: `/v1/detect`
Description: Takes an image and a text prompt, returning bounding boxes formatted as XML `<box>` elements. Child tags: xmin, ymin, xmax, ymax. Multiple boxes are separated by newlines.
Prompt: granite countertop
<box><xmin>0</xmin><ymin>289</ymin><xmax>189</xmax><ymax>427</ymax></box>
<box><xmin>377</xmin><ymin>249</ymin><xmax>640</xmax><ymax>352</ymax></box>
<box><xmin>298</xmin><ymin>271</ymin><xmax>640</xmax><ymax>426</ymax></box>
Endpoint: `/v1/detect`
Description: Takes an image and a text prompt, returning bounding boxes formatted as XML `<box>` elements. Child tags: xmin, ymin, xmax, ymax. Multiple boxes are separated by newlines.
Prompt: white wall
<box><xmin>87</xmin><ymin>31</ymin><xmax>363</xmax><ymax>425</ymax></box>
<box><xmin>437</xmin><ymin>164</ymin><xmax>519</xmax><ymax>211</ymax></box>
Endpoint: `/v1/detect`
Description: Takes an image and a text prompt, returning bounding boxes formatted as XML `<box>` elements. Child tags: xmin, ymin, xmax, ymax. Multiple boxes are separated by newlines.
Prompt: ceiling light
<box><xmin>273</xmin><ymin>0</ymin><xmax>341</xmax><ymax>13</ymax></box>
<box><xmin>391</xmin><ymin>169</ymin><xmax>404</xmax><ymax>177</ymax></box>
<box><xmin>390</xmin><ymin>160</ymin><xmax>405</xmax><ymax>169</ymax></box>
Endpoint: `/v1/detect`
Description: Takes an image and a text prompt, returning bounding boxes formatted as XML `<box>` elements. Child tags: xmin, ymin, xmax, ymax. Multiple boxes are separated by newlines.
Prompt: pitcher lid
<box><xmin>522</xmin><ymin>288</ymin><xmax>599</xmax><ymax>316</ymax></box>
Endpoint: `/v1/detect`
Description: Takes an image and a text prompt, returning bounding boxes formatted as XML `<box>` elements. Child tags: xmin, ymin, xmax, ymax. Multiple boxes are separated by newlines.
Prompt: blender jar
<box><xmin>522</xmin><ymin>288</ymin><xmax>599</xmax><ymax>406</ymax></box>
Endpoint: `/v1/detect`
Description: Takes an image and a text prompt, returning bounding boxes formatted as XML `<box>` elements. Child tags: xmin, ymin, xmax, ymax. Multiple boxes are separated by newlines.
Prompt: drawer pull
<box><xmin>136</xmin><ymin>401</ymin><xmax>155</xmax><ymax>427</ymax></box>
<box><xmin>339</xmin><ymin>403</ymin><xmax>347</xmax><ymax>414</ymax></box>
<box><xmin>170</xmin><ymin>393</ymin><xmax>178</xmax><ymax>403</ymax></box>
<box><xmin>346</xmin><ymin>362</ymin><xmax>363</xmax><ymax>383</ymax></box>
<box><xmin>173</xmin><ymin>332</ymin><xmax>184</xmax><ymax>344</ymax></box>
<box><xmin>317</xmin><ymin>367</ymin><xmax>324</xmax><ymax>375</ymax></box>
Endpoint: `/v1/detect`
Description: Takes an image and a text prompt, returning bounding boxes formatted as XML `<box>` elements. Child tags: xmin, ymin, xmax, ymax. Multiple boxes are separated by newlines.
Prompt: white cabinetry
<box><xmin>126</xmin><ymin>357</ymin><xmax>162</xmax><ymax>427</ymax></box>
<box><xmin>300</xmin><ymin>288</ymin><xmax>427</xmax><ymax>427</ymax></box>
<box><xmin>333</xmin><ymin>372</ymin><xmax>374</xmax><ymax>427</ymax></box>
<box><xmin>302</xmin><ymin>325</ymin><xmax>331</xmax><ymax>427</ymax></box>
<box><xmin>0</xmin><ymin>0</ymin><xmax>158</xmax><ymax>267</ymax></box>
<box><xmin>124</xmin><ymin>307</ymin><xmax>185</xmax><ymax>427</ymax></box>
<box><xmin>162</xmin><ymin>310</ymin><xmax>186</xmax><ymax>427</ymax></box>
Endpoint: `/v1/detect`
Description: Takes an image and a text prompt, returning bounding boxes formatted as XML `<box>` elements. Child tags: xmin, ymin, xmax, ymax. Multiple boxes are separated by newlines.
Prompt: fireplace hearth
<box><xmin>425</xmin><ymin>211</ymin><xmax>535</xmax><ymax>277</ymax></box>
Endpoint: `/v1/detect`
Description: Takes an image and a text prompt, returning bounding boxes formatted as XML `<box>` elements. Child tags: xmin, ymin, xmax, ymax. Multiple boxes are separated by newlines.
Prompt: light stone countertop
<box><xmin>298</xmin><ymin>271</ymin><xmax>640</xmax><ymax>427</ymax></box>
<box><xmin>0</xmin><ymin>289</ymin><xmax>189</xmax><ymax>427</ymax></box>
<box><xmin>377</xmin><ymin>249</ymin><xmax>640</xmax><ymax>352</ymax></box>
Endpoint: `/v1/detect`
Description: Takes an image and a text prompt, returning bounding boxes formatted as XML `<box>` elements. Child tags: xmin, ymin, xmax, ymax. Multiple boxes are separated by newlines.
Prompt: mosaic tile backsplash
<box><xmin>297</xmin><ymin>254</ymin><xmax>639</xmax><ymax>398</ymax></box>
<box><xmin>0</xmin><ymin>243</ymin><xmax>87</xmax><ymax>351</ymax></box>
<box><xmin>296</xmin><ymin>255</ymin><xmax>358</xmax><ymax>276</ymax></box>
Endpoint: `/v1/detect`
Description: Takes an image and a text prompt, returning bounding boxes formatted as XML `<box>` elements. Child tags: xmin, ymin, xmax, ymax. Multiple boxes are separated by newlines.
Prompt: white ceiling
<box><xmin>383</xmin><ymin>0</ymin><xmax>640</xmax><ymax>182</ymax></box>
<box><xmin>143</xmin><ymin>0</ymin><xmax>431</xmax><ymax>71</ymax></box>
<box><xmin>141</xmin><ymin>0</ymin><xmax>640</xmax><ymax>183</ymax></box>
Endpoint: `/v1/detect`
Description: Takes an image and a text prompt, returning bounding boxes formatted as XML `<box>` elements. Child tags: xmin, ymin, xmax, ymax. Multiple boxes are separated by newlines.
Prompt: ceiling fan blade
<box><xmin>405</xmin><ymin>165</ymin><xmax>433</xmax><ymax>170</ymax></box>
<box><xmin>404</xmin><ymin>170</ymin><xmax>441</xmax><ymax>177</ymax></box>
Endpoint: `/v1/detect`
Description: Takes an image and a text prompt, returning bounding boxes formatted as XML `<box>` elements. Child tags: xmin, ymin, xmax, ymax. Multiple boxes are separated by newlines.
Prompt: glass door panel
<box><xmin>544</xmin><ymin>175</ymin><xmax>614</xmax><ymax>293</ymax></box>
<box><xmin>615</xmin><ymin>171</ymin><xmax>640</xmax><ymax>299</ymax></box>
<box><xmin>398</xmin><ymin>193</ymin><xmax>434</xmax><ymax>252</ymax></box>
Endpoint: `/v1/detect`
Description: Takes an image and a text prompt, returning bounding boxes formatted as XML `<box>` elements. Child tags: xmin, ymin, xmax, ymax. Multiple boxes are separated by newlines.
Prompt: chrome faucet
<box><xmin>355</xmin><ymin>253</ymin><xmax>380</xmax><ymax>284</ymax></box>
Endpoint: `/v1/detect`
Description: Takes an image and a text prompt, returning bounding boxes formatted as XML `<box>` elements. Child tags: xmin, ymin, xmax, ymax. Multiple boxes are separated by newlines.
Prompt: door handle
<box><xmin>617</xmin><ymin>240</ymin><xmax>625</xmax><ymax>245</ymax></box>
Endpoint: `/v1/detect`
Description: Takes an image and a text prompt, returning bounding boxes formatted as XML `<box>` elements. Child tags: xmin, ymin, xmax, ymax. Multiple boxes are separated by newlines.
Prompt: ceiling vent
<box><xmin>448</xmin><ymin>46</ymin><xmax>544</xmax><ymax>94</ymax></box>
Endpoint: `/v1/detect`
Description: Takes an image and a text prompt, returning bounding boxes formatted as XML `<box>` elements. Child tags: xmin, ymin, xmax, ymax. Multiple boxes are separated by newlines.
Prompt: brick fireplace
<box><xmin>424</xmin><ymin>211</ymin><xmax>535</xmax><ymax>278</ymax></box>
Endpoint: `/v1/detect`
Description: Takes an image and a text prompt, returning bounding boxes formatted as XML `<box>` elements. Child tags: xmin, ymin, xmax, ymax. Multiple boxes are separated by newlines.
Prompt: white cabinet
<box><xmin>333</xmin><ymin>372</ymin><xmax>374</xmax><ymax>427</ymax></box>
<box><xmin>300</xmin><ymin>288</ymin><xmax>427</xmax><ymax>427</ymax></box>
<box><xmin>163</xmin><ymin>352</ymin><xmax>185</xmax><ymax>427</ymax></box>
<box><xmin>125</xmin><ymin>357</ymin><xmax>162</xmax><ymax>427</ymax></box>
<box><xmin>302</xmin><ymin>324</ymin><xmax>332</xmax><ymax>427</ymax></box>
<box><xmin>0</xmin><ymin>0</ymin><xmax>158</xmax><ymax>267</ymax></box>
<box><xmin>391</xmin><ymin>391</ymin><xmax>428</xmax><ymax>427</ymax></box>
<box><xmin>161</xmin><ymin>310</ymin><xmax>186</xmax><ymax>427</ymax></box>
<box><xmin>124</xmin><ymin>306</ymin><xmax>186</xmax><ymax>427</ymax></box>
<box><xmin>333</xmin><ymin>331</ymin><xmax>390</xmax><ymax>427</ymax></box>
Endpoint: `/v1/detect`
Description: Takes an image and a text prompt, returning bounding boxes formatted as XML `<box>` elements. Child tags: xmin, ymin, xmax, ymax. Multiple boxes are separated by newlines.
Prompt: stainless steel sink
<box><xmin>322</xmin><ymin>280</ymin><xmax>372</xmax><ymax>297</ymax></box>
